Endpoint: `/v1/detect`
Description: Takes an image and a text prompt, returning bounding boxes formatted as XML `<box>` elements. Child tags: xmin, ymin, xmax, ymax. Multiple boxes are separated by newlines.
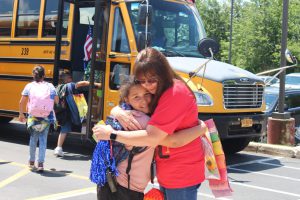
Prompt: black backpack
<box><xmin>54</xmin><ymin>84</ymin><xmax>68</xmax><ymax>125</ymax></box>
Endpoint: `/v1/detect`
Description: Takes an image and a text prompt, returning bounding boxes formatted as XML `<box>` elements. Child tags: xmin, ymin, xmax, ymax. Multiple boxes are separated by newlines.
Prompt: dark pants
<box><xmin>160</xmin><ymin>184</ymin><xmax>201</xmax><ymax>200</ymax></box>
<box><xmin>97</xmin><ymin>183</ymin><xmax>144</xmax><ymax>200</ymax></box>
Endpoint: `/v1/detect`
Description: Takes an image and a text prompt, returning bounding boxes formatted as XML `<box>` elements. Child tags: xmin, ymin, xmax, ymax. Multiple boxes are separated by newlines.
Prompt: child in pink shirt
<box><xmin>96</xmin><ymin>77</ymin><xmax>205</xmax><ymax>200</ymax></box>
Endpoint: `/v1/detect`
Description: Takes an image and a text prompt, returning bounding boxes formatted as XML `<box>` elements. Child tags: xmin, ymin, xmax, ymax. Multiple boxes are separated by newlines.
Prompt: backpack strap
<box><xmin>150</xmin><ymin>152</ymin><xmax>156</xmax><ymax>184</ymax></box>
<box><xmin>125</xmin><ymin>146</ymin><xmax>148</xmax><ymax>189</ymax></box>
<box><xmin>56</xmin><ymin>84</ymin><xmax>66</xmax><ymax>98</ymax></box>
<box><xmin>126</xmin><ymin>151</ymin><xmax>134</xmax><ymax>189</ymax></box>
<box><xmin>66</xmin><ymin>82</ymin><xmax>74</xmax><ymax>95</ymax></box>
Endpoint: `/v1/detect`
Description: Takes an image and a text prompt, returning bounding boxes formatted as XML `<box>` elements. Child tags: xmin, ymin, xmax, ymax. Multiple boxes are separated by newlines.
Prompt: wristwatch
<box><xmin>110</xmin><ymin>132</ymin><xmax>117</xmax><ymax>141</ymax></box>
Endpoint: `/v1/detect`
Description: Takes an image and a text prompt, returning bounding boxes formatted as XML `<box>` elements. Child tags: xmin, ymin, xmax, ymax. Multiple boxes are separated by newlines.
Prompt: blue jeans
<box><xmin>28</xmin><ymin>125</ymin><xmax>49</xmax><ymax>163</ymax></box>
<box><xmin>160</xmin><ymin>184</ymin><xmax>201</xmax><ymax>200</ymax></box>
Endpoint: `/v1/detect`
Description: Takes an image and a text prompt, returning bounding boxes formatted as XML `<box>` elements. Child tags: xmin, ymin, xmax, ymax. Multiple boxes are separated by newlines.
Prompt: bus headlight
<box><xmin>194</xmin><ymin>91</ymin><xmax>213</xmax><ymax>106</ymax></box>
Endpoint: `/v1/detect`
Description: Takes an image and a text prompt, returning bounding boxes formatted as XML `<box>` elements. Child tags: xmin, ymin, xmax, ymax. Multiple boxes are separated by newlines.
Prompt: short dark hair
<box><xmin>32</xmin><ymin>65</ymin><xmax>45</xmax><ymax>82</ymax></box>
<box><xmin>59</xmin><ymin>71</ymin><xmax>72</xmax><ymax>80</ymax></box>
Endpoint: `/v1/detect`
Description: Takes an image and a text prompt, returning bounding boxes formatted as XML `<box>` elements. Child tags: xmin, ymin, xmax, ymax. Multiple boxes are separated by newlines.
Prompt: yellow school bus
<box><xmin>0</xmin><ymin>0</ymin><xmax>265</xmax><ymax>154</ymax></box>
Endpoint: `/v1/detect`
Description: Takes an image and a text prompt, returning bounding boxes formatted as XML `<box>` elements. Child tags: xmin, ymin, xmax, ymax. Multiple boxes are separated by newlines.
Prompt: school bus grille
<box><xmin>223</xmin><ymin>84</ymin><xmax>264</xmax><ymax>109</ymax></box>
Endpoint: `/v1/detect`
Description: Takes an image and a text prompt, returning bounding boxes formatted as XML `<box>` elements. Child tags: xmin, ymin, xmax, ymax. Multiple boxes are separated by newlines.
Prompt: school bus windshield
<box><xmin>126</xmin><ymin>1</ymin><xmax>206</xmax><ymax>58</ymax></box>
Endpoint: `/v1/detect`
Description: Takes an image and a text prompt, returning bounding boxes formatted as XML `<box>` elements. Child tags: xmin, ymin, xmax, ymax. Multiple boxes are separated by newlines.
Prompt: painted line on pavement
<box><xmin>0</xmin><ymin>159</ymin><xmax>27</xmax><ymax>168</ymax></box>
<box><xmin>26</xmin><ymin>187</ymin><xmax>96</xmax><ymax>200</ymax></box>
<box><xmin>231</xmin><ymin>181</ymin><xmax>300</xmax><ymax>198</ymax></box>
<box><xmin>227</xmin><ymin>156</ymin><xmax>300</xmax><ymax>171</ymax></box>
<box><xmin>227</xmin><ymin>156</ymin><xmax>283</xmax><ymax>168</ymax></box>
<box><xmin>197</xmin><ymin>192</ymin><xmax>233</xmax><ymax>200</ymax></box>
<box><xmin>0</xmin><ymin>168</ymin><xmax>30</xmax><ymax>189</ymax></box>
<box><xmin>45</xmin><ymin>170</ymin><xmax>89</xmax><ymax>181</ymax></box>
<box><xmin>228</xmin><ymin>167</ymin><xmax>300</xmax><ymax>182</ymax></box>
<box><xmin>0</xmin><ymin>159</ymin><xmax>89</xmax><ymax>181</ymax></box>
<box><xmin>258</xmin><ymin>161</ymin><xmax>300</xmax><ymax>170</ymax></box>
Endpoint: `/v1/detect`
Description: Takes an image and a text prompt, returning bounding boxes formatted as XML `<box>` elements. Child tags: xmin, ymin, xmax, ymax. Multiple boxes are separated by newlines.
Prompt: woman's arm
<box><xmin>159</xmin><ymin>120</ymin><xmax>207</xmax><ymax>148</ymax></box>
<box><xmin>92</xmin><ymin>124</ymin><xmax>167</xmax><ymax>147</ymax></box>
<box><xmin>110</xmin><ymin>106</ymin><xmax>142</xmax><ymax>130</ymax></box>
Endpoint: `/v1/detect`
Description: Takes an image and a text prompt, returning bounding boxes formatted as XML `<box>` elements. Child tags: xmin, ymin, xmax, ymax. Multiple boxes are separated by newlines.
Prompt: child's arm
<box><xmin>54</xmin><ymin>95</ymin><xmax>59</xmax><ymax>104</ymax></box>
<box><xmin>19</xmin><ymin>96</ymin><xmax>28</xmax><ymax>122</ymax></box>
<box><xmin>75</xmin><ymin>81</ymin><xmax>102</xmax><ymax>89</ymax></box>
<box><xmin>159</xmin><ymin>120</ymin><xmax>207</xmax><ymax>148</ymax></box>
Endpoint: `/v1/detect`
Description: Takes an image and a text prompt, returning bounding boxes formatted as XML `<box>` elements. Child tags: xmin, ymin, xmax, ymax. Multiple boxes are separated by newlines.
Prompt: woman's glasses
<box><xmin>135</xmin><ymin>78</ymin><xmax>158</xmax><ymax>85</ymax></box>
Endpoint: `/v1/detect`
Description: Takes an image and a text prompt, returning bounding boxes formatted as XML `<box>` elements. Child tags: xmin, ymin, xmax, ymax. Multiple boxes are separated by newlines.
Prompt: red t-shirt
<box><xmin>148</xmin><ymin>80</ymin><xmax>205</xmax><ymax>188</ymax></box>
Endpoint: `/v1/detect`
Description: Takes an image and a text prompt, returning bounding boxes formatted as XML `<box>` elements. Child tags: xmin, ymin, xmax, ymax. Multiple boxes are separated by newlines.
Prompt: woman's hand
<box><xmin>199</xmin><ymin>120</ymin><xmax>208</xmax><ymax>134</ymax></box>
<box><xmin>111</xmin><ymin>106</ymin><xmax>142</xmax><ymax>130</ymax></box>
<box><xmin>92</xmin><ymin>124</ymin><xmax>114</xmax><ymax>142</ymax></box>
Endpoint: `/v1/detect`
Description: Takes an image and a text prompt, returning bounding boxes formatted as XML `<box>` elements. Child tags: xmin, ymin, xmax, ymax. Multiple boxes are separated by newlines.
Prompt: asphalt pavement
<box><xmin>1</xmin><ymin>120</ymin><xmax>300</xmax><ymax>199</ymax></box>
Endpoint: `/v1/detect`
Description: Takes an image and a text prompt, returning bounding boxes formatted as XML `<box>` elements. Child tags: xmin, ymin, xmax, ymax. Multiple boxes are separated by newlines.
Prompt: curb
<box><xmin>244</xmin><ymin>142</ymin><xmax>300</xmax><ymax>159</ymax></box>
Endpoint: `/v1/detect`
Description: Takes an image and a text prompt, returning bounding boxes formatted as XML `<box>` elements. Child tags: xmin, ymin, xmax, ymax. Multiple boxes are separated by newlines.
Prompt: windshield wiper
<box><xmin>160</xmin><ymin>49</ymin><xmax>185</xmax><ymax>57</ymax></box>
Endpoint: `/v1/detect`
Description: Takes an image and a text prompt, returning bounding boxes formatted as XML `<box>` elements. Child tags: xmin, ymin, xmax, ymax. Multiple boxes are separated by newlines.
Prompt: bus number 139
<box><xmin>21</xmin><ymin>48</ymin><xmax>29</xmax><ymax>55</ymax></box>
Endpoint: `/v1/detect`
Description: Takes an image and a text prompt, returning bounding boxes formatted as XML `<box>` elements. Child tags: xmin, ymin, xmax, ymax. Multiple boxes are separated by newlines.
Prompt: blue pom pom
<box><xmin>90</xmin><ymin>141</ymin><xmax>118</xmax><ymax>185</ymax></box>
<box><xmin>90</xmin><ymin>103</ymin><xmax>132</xmax><ymax>186</ymax></box>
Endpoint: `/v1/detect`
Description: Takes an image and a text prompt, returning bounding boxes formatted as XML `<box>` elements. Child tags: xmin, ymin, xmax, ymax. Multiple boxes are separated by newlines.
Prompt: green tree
<box><xmin>287</xmin><ymin>0</ymin><xmax>300</xmax><ymax>72</ymax></box>
<box><xmin>196</xmin><ymin>0</ymin><xmax>300</xmax><ymax>73</ymax></box>
<box><xmin>196</xmin><ymin>0</ymin><xmax>230</xmax><ymax>61</ymax></box>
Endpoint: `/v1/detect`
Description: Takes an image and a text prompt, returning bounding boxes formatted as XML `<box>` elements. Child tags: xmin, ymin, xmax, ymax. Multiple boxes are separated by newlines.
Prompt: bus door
<box><xmin>54</xmin><ymin>0</ymin><xmax>107</xmax><ymax>139</ymax></box>
<box><xmin>85</xmin><ymin>0</ymin><xmax>110</xmax><ymax>139</ymax></box>
<box><xmin>101</xmin><ymin>2</ymin><xmax>138</xmax><ymax>121</ymax></box>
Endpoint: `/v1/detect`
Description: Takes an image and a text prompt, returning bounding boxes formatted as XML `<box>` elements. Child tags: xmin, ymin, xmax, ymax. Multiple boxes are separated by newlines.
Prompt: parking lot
<box><xmin>1</xmin><ymin>121</ymin><xmax>300</xmax><ymax>200</ymax></box>
<box><xmin>0</xmin><ymin>161</ymin><xmax>96</xmax><ymax>200</ymax></box>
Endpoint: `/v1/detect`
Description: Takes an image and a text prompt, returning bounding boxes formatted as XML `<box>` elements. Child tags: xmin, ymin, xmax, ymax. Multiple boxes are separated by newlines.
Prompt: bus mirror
<box><xmin>137</xmin><ymin>32</ymin><xmax>151</xmax><ymax>52</ymax></box>
<box><xmin>138</xmin><ymin>4</ymin><xmax>153</xmax><ymax>26</ymax></box>
<box><xmin>198</xmin><ymin>38</ymin><xmax>219</xmax><ymax>58</ymax></box>
<box><xmin>285</xmin><ymin>49</ymin><xmax>297</xmax><ymax>64</ymax></box>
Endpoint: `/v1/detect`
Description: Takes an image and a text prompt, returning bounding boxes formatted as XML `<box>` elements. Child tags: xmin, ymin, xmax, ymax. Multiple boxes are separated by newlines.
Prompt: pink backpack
<box><xmin>28</xmin><ymin>82</ymin><xmax>54</xmax><ymax>118</ymax></box>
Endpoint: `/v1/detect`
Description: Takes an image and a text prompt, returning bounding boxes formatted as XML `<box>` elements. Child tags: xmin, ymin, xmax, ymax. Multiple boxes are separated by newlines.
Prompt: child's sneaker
<box><xmin>54</xmin><ymin>147</ymin><xmax>64</xmax><ymax>157</ymax></box>
<box><xmin>28</xmin><ymin>161</ymin><xmax>36</xmax><ymax>170</ymax></box>
<box><xmin>37</xmin><ymin>163</ymin><xmax>44</xmax><ymax>173</ymax></box>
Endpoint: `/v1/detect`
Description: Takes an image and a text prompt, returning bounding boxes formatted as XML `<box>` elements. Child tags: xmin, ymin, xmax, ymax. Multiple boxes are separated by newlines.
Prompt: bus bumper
<box><xmin>199</xmin><ymin>112</ymin><xmax>267</xmax><ymax>139</ymax></box>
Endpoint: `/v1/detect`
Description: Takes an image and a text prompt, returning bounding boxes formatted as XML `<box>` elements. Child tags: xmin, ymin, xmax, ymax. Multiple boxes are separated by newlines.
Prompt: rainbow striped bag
<box><xmin>203</xmin><ymin>119</ymin><xmax>233</xmax><ymax>198</ymax></box>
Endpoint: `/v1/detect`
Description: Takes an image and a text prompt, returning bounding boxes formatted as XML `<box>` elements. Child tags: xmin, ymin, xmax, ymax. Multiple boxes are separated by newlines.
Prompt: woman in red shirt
<box><xmin>93</xmin><ymin>48</ymin><xmax>206</xmax><ymax>200</ymax></box>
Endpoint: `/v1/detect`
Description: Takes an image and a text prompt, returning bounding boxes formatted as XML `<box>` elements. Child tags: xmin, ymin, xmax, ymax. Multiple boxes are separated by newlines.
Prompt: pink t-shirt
<box><xmin>148</xmin><ymin>80</ymin><xmax>205</xmax><ymax>188</ymax></box>
<box><xmin>116</xmin><ymin>113</ymin><xmax>155</xmax><ymax>192</ymax></box>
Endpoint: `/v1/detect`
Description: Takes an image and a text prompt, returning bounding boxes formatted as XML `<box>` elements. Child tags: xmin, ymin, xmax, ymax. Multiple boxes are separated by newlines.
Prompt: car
<box><xmin>271</xmin><ymin>73</ymin><xmax>300</xmax><ymax>89</ymax></box>
<box><xmin>258</xmin><ymin>75</ymin><xmax>279</xmax><ymax>86</ymax></box>
<box><xmin>264</xmin><ymin>87</ymin><xmax>300</xmax><ymax>145</ymax></box>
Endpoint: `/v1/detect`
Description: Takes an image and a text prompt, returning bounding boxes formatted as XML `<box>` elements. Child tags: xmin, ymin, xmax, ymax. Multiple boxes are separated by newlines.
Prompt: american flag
<box><xmin>83</xmin><ymin>26</ymin><xmax>93</xmax><ymax>61</ymax></box>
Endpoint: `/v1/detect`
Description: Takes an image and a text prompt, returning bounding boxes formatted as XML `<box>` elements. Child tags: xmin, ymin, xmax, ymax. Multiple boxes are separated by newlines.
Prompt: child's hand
<box><xmin>19</xmin><ymin>113</ymin><xmax>26</xmax><ymax>123</ymax></box>
<box><xmin>92</xmin><ymin>124</ymin><xmax>114</xmax><ymax>141</ymax></box>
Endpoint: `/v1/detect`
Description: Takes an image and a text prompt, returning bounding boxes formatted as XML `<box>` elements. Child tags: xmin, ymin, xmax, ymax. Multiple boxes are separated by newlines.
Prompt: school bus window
<box><xmin>111</xmin><ymin>8</ymin><xmax>129</xmax><ymax>53</ymax></box>
<box><xmin>109</xmin><ymin>63</ymin><xmax>130</xmax><ymax>90</ymax></box>
<box><xmin>126</xmin><ymin>1</ymin><xmax>205</xmax><ymax>57</ymax></box>
<box><xmin>79</xmin><ymin>7</ymin><xmax>94</xmax><ymax>25</ymax></box>
<box><xmin>16</xmin><ymin>0</ymin><xmax>41</xmax><ymax>37</ymax></box>
<box><xmin>0</xmin><ymin>0</ymin><xmax>14</xmax><ymax>37</ymax></box>
<box><xmin>43</xmin><ymin>0</ymin><xmax>70</xmax><ymax>37</ymax></box>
